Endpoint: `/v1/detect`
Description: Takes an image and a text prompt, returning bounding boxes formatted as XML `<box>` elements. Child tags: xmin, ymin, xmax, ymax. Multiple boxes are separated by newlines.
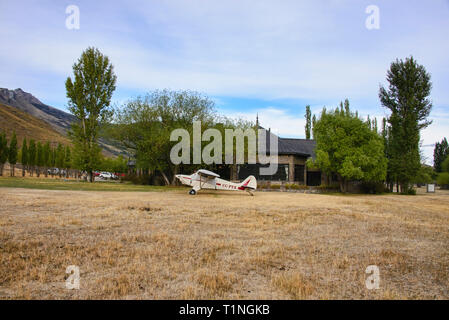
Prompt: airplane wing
<box><xmin>196</xmin><ymin>169</ymin><xmax>220</xmax><ymax>178</ymax></box>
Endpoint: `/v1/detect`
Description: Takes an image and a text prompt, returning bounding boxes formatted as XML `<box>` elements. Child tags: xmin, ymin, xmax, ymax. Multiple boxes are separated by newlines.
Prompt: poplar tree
<box><xmin>50</xmin><ymin>147</ymin><xmax>56</xmax><ymax>176</ymax></box>
<box><xmin>379</xmin><ymin>56</ymin><xmax>433</xmax><ymax>193</ymax></box>
<box><xmin>0</xmin><ymin>132</ymin><xmax>8</xmax><ymax>176</ymax></box>
<box><xmin>65</xmin><ymin>146</ymin><xmax>72</xmax><ymax>178</ymax></box>
<box><xmin>36</xmin><ymin>142</ymin><xmax>43</xmax><ymax>177</ymax></box>
<box><xmin>28</xmin><ymin>139</ymin><xmax>36</xmax><ymax>176</ymax></box>
<box><xmin>66</xmin><ymin>47</ymin><xmax>117</xmax><ymax>182</ymax></box>
<box><xmin>21</xmin><ymin>138</ymin><xmax>28</xmax><ymax>177</ymax></box>
<box><xmin>312</xmin><ymin>114</ymin><xmax>316</xmax><ymax>139</ymax></box>
<box><xmin>8</xmin><ymin>132</ymin><xmax>18</xmax><ymax>177</ymax></box>
<box><xmin>43</xmin><ymin>141</ymin><xmax>51</xmax><ymax>177</ymax></box>
<box><xmin>305</xmin><ymin>105</ymin><xmax>311</xmax><ymax>140</ymax></box>
<box><xmin>56</xmin><ymin>143</ymin><xmax>65</xmax><ymax>177</ymax></box>
<box><xmin>434</xmin><ymin>138</ymin><xmax>449</xmax><ymax>173</ymax></box>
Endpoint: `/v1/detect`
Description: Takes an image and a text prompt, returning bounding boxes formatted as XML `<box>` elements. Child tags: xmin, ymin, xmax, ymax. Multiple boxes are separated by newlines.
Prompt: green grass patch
<box><xmin>0</xmin><ymin>177</ymin><xmax>182</xmax><ymax>192</ymax></box>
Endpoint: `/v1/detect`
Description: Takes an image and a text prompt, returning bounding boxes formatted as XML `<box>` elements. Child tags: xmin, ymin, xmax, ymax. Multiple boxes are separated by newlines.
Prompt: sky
<box><xmin>1</xmin><ymin>0</ymin><xmax>448</xmax><ymax>164</ymax></box>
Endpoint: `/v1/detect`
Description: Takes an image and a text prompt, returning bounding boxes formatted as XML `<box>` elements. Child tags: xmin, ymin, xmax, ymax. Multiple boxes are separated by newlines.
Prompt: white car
<box><xmin>99</xmin><ymin>172</ymin><xmax>113</xmax><ymax>179</ymax></box>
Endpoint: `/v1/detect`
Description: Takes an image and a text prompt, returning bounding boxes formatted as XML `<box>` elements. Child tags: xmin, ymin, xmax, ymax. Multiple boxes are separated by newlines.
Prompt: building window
<box><xmin>294</xmin><ymin>165</ymin><xmax>305</xmax><ymax>183</ymax></box>
<box><xmin>238</xmin><ymin>164</ymin><xmax>289</xmax><ymax>181</ymax></box>
<box><xmin>307</xmin><ymin>171</ymin><xmax>321</xmax><ymax>186</ymax></box>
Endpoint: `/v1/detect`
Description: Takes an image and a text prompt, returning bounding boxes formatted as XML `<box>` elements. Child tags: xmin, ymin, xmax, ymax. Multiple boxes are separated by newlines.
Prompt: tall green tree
<box><xmin>312</xmin><ymin>114</ymin><xmax>316</xmax><ymax>139</ymax></box>
<box><xmin>373</xmin><ymin>118</ymin><xmax>378</xmax><ymax>133</ymax></box>
<box><xmin>66</xmin><ymin>47</ymin><xmax>117</xmax><ymax>182</ymax></box>
<box><xmin>305</xmin><ymin>105</ymin><xmax>311</xmax><ymax>140</ymax></box>
<box><xmin>8</xmin><ymin>132</ymin><xmax>18</xmax><ymax>177</ymax></box>
<box><xmin>43</xmin><ymin>142</ymin><xmax>51</xmax><ymax>177</ymax></box>
<box><xmin>36</xmin><ymin>142</ymin><xmax>43</xmax><ymax>177</ymax></box>
<box><xmin>65</xmin><ymin>146</ymin><xmax>72</xmax><ymax>178</ymax></box>
<box><xmin>434</xmin><ymin>138</ymin><xmax>449</xmax><ymax>173</ymax></box>
<box><xmin>381</xmin><ymin>117</ymin><xmax>394</xmax><ymax>190</ymax></box>
<box><xmin>0</xmin><ymin>132</ymin><xmax>8</xmax><ymax>177</ymax></box>
<box><xmin>114</xmin><ymin>90</ymin><xmax>216</xmax><ymax>185</ymax></box>
<box><xmin>55</xmin><ymin>143</ymin><xmax>65</xmax><ymax>177</ymax></box>
<box><xmin>311</xmin><ymin>102</ymin><xmax>387</xmax><ymax>193</ymax></box>
<box><xmin>28</xmin><ymin>139</ymin><xmax>36</xmax><ymax>176</ymax></box>
<box><xmin>344</xmin><ymin>99</ymin><xmax>350</xmax><ymax>115</ymax></box>
<box><xmin>50</xmin><ymin>146</ymin><xmax>56</xmax><ymax>176</ymax></box>
<box><xmin>379</xmin><ymin>56</ymin><xmax>433</xmax><ymax>193</ymax></box>
<box><xmin>436</xmin><ymin>156</ymin><xmax>449</xmax><ymax>188</ymax></box>
<box><xmin>20</xmin><ymin>138</ymin><xmax>28</xmax><ymax>177</ymax></box>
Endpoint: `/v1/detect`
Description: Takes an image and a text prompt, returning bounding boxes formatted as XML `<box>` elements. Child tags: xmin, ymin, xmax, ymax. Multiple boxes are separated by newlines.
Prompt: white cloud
<box><xmin>1</xmin><ymin>0</ymin><xmax>449</xmax><ymax>102</ymax></box>
<box><xmin>221</xmin><ymin>106</ymin><xmax>306</xmax><ymax>138</ymax></box>
<box><xmin>0</xmin><ymin>0</ymin><xmax>448</xmax><ymax>166</ymax></box>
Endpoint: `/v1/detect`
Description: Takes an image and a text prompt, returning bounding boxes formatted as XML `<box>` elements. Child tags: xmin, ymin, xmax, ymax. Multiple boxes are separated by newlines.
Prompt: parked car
<box><xmin>99</xmin><ymin>172</ymin><xmax>113</xmax><ymax>179</ymax></box>
<box><xmin>47</xmin><ymin>168</ymin><xmax>64</xmax><ymax>175</ymax></box>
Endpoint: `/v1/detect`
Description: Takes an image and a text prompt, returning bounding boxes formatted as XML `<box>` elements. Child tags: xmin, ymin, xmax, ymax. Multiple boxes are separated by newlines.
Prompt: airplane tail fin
<box><xmin>239</xmin><ymin>175</ymin><xmax>257</xmax><ymax>190</ymax></box>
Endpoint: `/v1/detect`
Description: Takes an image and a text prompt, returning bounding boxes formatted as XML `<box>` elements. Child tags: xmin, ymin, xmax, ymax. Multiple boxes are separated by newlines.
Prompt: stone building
<box><xmin>234</xmin><ymin>126</ymin><xmax>323</xmax><ymax>186</ymax></box>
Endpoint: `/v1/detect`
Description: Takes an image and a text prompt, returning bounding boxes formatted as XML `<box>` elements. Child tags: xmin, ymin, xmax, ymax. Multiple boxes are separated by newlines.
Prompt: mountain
<box><xmin>0</xmin><ymin>102</ymin><xmax>71</xmax><ymax>147</ymax></box>
<box><xmin>0</xmin><ymin>88</ymin><xmax>76</xmax><ymax>135</ymax></box>
<box><xmin>0</xmin><ymin>88</ymin><xmax>125</xmax><ymax>157</ymax></box>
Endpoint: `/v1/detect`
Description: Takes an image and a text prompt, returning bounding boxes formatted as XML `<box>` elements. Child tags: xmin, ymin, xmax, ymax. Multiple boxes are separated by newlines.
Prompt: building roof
<box><xmin>261</xmin><ymin>127</ymin><xmax>316</xmax><ymax>159</ymax></box>
<box><xmin>278</xmin><ymin>138</ymin><xmax>316</xmax><ymax>158</ymax></box>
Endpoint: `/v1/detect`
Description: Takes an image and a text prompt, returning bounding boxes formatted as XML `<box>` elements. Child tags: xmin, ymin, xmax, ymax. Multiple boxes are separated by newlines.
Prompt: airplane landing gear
<box><xmin>189</xmin><ymin>189</ymin><xmax>197</xmax><ymax>195</ymax></box>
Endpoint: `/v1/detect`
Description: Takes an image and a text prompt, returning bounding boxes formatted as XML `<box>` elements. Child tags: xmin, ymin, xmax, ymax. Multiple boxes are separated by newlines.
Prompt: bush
<box><xmin>122</xmin><ymin>173</ymin><xmax>151</xmax><ymax>185</ymax></box>
<box><xmin>360</xmin><ymin>181</ymin><xmax>388</xmax><ymax>194</ymax></box>
<box><xmin>270</xmin><ymin>184</ymin><xmax>281</xmax><ymax>190</ymax></box>
<box><xmin>293</xmin><ymin>184</ymin><xmax>308</xmax><ymax>190</ymax></box>
<box><xmin>284</xmin><ymin>183</ymin><xmax>291</xmax><ymax>190</ymax></box>
<box><xmin>402</xmin><ymin>188</ymin><xmax>416</xmax><ymax>195</ymax></box>
<box><xmin>315</xmin><ymin>184</ymin><xmax>339</xmax><ymax>192</ymax></box>
<box><xmin>437</xmin><ymin>172</ymin><xmax>449</xmax><ymax>189</ymax></box>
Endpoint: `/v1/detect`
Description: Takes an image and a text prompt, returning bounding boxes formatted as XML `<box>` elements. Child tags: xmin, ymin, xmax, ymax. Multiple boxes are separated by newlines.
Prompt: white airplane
<box><xmin>175</xmin><ymin>169</ymin><xmax>257</xmax><ymax>195</ymax></box>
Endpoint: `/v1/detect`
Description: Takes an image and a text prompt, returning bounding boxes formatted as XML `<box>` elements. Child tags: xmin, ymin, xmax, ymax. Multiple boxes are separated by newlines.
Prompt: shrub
<box><xmin>315</xmin><ymin>184</ymin><xmax>339</xmax><ymax>192</ymax></box>
<box><xmin>437</xmin><ymin>172</ymin><xmax>449</xmax><ymax>189</ymax></box>
<box><xmin>284</xmin><ymin>183</ymin><xmax>291</xmax><ymax>190</ymax></box>
<box><xmin>270</xmin><ymin>184</ymin><xmax>281</xmax><ymax>190</ymax></box>
<box><xmin>292</xmin><ymin>184</ymin><xmax>308</xmax><ymax>190</ymax></box>
<box><xmin>123</xmin><ymin>173</ymin><xmax>151</xmax><ymax>185</ymax></box>
<box><xmin>360</xmin><ymin>181</ymin><xmax>388</xmax><ymax>194</ymax></box>
<box><xmin>402</xmin><ymin>188</ymin><xmax>416</xmax><ymax>195</ymax></box>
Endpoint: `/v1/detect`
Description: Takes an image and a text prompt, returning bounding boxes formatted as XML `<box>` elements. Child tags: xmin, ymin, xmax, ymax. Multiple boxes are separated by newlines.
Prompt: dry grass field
<box><xmin>0</xmin><ymin>183</ymin><xmax>448</xmax><ymax>299</ymax></box>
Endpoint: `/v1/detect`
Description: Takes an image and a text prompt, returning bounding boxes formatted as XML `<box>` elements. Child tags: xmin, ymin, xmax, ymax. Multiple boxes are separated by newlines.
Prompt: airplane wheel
<box><xmin>189</xmin><ymin>189</ymin><xmax>196</xmax><ymax>195</ymax></box>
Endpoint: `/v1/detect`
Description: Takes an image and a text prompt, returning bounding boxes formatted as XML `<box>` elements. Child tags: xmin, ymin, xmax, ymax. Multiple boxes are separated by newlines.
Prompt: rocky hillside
<box><xmin>0</xmin><ymin>88</ymin><xmax>76</xmax><ymax>135</ymax></box>
<box><xmin>0</xmin><ymin>88</ymin><xmax>125</xmax><ymax>157</ymax></box>
<box><xmin>0</xmin><ymin>102</ymin><xmax>71</xmax><ymax>147</ymax></box>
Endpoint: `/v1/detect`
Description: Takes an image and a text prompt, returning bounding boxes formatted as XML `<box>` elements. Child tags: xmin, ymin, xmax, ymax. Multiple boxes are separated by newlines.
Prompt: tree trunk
<box><xmin>338</xmin><ymin>175</ymin><xmax>346</xmax><ymax>193</ymax></box>
<box><xmin>22</xmin><ymin>164</ymin><xmax>26</xmax><ymax>177</ymax></box>
<box><xmin>88</xmin><ymin>171</ymin><xmax>95</xmax><ymax>183</ymax></box>
<box><xmin>171</xmin><ymin>165</ymin><xmax>179</xmax><ymax>185</ymax></box>
<box><xmin>36</xmin><ymin>166</ymin><xmax>40</xmax><ymax>177</ymax></box>
<box><xmin>10</xmin><ymin>164</ymin><xmax>15</xmax><ymax>177</ymax></box>
<box><xmin>0</xmin><ymin>163</ymin><xmax>3</xmax><ymax>176</ymax></box>
<box><xmin>161</xmin><ymin>171</ymin><xmax>170</xmax><ymax>186</ymax></box>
